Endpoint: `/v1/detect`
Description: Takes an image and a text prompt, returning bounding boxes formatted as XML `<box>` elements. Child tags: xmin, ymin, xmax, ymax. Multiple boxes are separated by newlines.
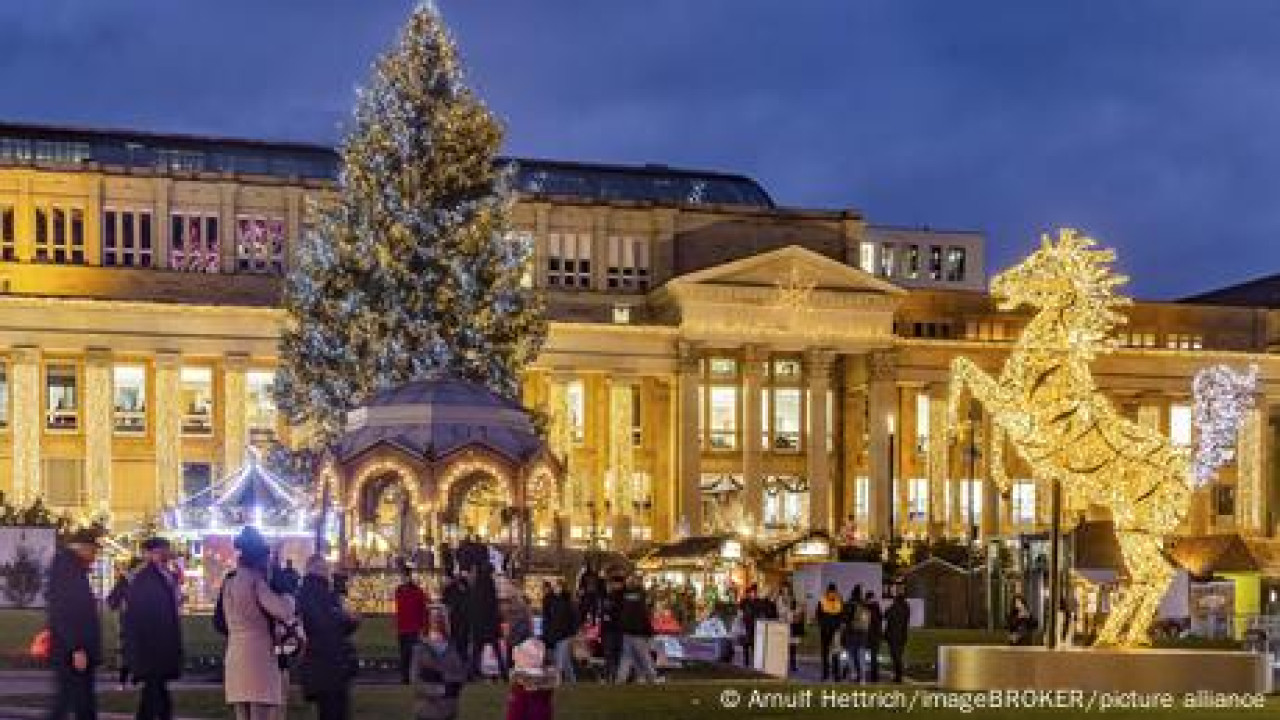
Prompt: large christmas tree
<box><xmin>275</xmin><ymin>2</ymin><xmax>546</xmax><ymax>447</ymax></box>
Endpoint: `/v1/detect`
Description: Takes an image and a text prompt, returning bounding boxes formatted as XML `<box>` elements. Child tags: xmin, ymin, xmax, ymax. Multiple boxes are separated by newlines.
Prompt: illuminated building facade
<box><xmin>0</xmin><ymin>121</ymin><xmax>1277</xmax><ymax>557</ymax></box>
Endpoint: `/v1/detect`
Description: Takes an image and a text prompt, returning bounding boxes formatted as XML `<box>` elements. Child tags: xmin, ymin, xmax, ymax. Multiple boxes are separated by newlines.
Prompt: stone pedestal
<box><xmin>939</xmin><ymin>645</ymin><xmax>1272</xmax><ymax>694</ymax></box>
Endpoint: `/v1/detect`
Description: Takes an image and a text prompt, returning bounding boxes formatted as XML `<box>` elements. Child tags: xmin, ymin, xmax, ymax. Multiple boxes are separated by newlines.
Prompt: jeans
<box><xmin>47</xmin><ymin>665</ymin><xmax>96</xmax><ymax>720</ymax></box>
<box><xmin>135</xmin><ymin>677</ymin><xmax>172</xmax><ymax>720</ymax></box>
<box><xmin>553</xmin><ymin>638</ymin><xmax>576</xmax><ymax>682</ymax></box>
<box><xmin>398</xmin><ymin>633</ymin><xmax>418</xmax><ymax>683</ymax></box>
<box><xmin>888</xmin><ymin>641</ymin><xmax>905</xmax><ymax>683</ymax></box>
<box><xmin>615</xmin><ymin>634</ymin><xmax>657</xmax><ymax>684</ymax></box>
<box><xmin>843</xmin><ymin>632</ymin><xmax>867</xmax><ymax>681</ymax></box>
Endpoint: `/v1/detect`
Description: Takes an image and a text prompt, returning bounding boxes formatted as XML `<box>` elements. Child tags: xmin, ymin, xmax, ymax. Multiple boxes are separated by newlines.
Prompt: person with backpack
<box><xmin>842</xmin><ymin>587</ymin><xmax>871</xmax><ymax>683</ymax></box>
<box><xmin>863</xmin><ymin>590</ymin><xmax>884</xmax><ymax>683</ymax></box>
<box><xmin>814</xmin><ymin>583</ymin><xmax>845</xmax><ymax>681</ymax></box>
<box><xmin>217</xmin><ymin>527</ymin><xmax>299</xmax><ymax>720</ymax></box>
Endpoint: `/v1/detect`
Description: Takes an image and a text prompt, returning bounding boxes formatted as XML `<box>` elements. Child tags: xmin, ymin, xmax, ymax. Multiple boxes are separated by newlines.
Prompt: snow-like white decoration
<box><xmin>1191</xmin><ymin>364</ymin><xmax>1259</xmax><ymax>486</ymax></box>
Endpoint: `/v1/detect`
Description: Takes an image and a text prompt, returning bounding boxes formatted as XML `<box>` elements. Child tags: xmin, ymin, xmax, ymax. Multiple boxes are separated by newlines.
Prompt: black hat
<box><xmin>142</xmin><ymin>536</ymin><xmax>171</xmax><ymax>552</ymax></box>
<box><xmin>234</xmin><ymin>526</ymin><xmax>270</xmax><ymax>558</ymax></box>
<box><xmin>67</xmin><ymin>527</ymin><xmax>104</xmax><ymax>547</ymax></box>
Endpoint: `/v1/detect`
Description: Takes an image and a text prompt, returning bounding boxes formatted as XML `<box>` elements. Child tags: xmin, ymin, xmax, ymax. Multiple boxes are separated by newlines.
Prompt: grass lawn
<box><xmin>5</xmin><ymin>683</ymin><xmax>1276</xmax><ymax>720</ymax></box>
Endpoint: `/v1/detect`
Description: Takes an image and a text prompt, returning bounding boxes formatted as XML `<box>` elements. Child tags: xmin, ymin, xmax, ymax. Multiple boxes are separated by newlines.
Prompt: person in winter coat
<box><xmin>505</xmin><ymin>638</ymin><xmax>559</xmax><ymax>720</ymax></box>
<box><xmin>414</xmin><ymin>615</ymin><xmax>468</xmax><ymax>720</ymax></box>
<box><xmin>616</xmin><ymin>575</ymin><xmax>658</xmax><ymax>683</ymax></box>
<box><xmin>884</xmin><ymin>591</ymin><xmax>911</xmax><ymax>683</ymax></box>
<box><xmin>297</xmin><ymin>554</ymin><xmax>360</xmax><ymax>720</ymax></box>
<box><xmin>220</xmin><ymin>527</ymin><xmax>298</xmax><ymax>720</ymax></box>
<box><xmin>863</xmin><ymin>591</ymin><xmax>884</xmax><ymax>683</ymax></box>
<box><xmin>842</xmin><ymin>586</ymin><xmax>870</xmax><ymax>682</ymax></box>
<box><xmin>45</xmin><ymin>528</ymin><xmax>103</xmax><ymax>720</ymax></box>
<box><xmin>105</xmin><ymin>557</ymin><xmax>142</xmax><ymax>690</ymax></box>
<box><xmin>440</xmin><ymin>542</ymin><xmax>456</xmax><ymax>578</ymax></box>
<box><xmin>441</xmin><ymin>574</ymin><xmax>471</xmax><ymax>662</ymax></box>
<box><xmin>737</xmin><ymin>584</ymin><xmax>778</xmax><ymax>668</ymax></box>
<box><xmin>540</xmin><ymin>580</ymin><xmax>578</xmax><ymax>683</ymax></box>
<box><xmin>394</xmin><ymin>571</ymin><xmax>429</xmax><ymax>684</ymax></box>
<box><xmin>125</xmin><ymin>537</ymin><xmax>184</xmax><ymax>720</ymax></box>
<box><xmin>468</xmin><ymin>564</ymin><xmax>506</xmax><ymax>680</ymax></box>
<box><xmin>1006</xmin><ymin>595</ymin><xmax>1036</xmax><ymax>646</ymax></box>
<box><xmin>815</xmin><ymin>583</ymin><xmax>845</xmax><ymax>681</ymax></box>
<box><xmin>776</xmin><ymin>585</ymin><xmax>804</xmax><ymax>673</ymax></box>
<box><xmin>598</xmin><ymin>576</ymin><xmax>626</xmax><ymax>682</ymax></box>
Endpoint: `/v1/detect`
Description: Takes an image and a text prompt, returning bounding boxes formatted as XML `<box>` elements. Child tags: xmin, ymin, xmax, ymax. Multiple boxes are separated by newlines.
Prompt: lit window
<box><xmin>826</xmin><ymin>389</ymin><xmax>835</xmax><ymax>452</ymax></box>
<box><xmin>854</xmin><ymin>476</ymin><xmax>870</xmax><ymax>521</ymax></box>
<box><xmin>772</xmin><ymin>387</ymin><xmax>802</xmax><ymax>451</ymax></box>
<box><xmin>763</xmin><ymin>480</ymin><xmax>808</xmax><ymax>529</ymax></box>
<box><xmin>630</xmin><ymin>385</ymin><xmax>642</xmax><ymax>446</ymax></box>
<box><xmin>945</xmin><ymin>247</ymin><xmax>967</xmax><ymax>281</ymax></box>
<box><xmin>1011</xmin><ymin>481</ymin><xmax>1036</xmax><ymax>525</ymax></box>
<box><xmin>180</xmin><ymin>367</ymin><xmax>214</xmax><ymax>435</ymax></box>
<box><xmin>182</xmin><ymin>462</ymin><xmax>214</xmax><ymax>503</ymax></box>
<box><xmin>103</xmin><ymin>209</ymin><xmax>154</xmax><ymax>267</ymax></box>
<box><xmin>235</xmin><ymin>216</ymin><xmax>285</xmax><ymax>274</ymax></box>
<box><xmin>772</xmin><ymin>359</ymin><xmax>801</xmax><ymax>380</ymax></box>
<box><xmin>1170</xmin><ymin>404</ymin><xmax>1193</xmax><ymax>447</ymax></box>
<box><xmin>928</xmin><ymin>246</ymin><xmax>943</xmax><ymax>280</ymax></box>
<box><xmin>612</xmin><ymin>305</ymin><xmax>631</xmax><ymax>324</ymax></box>
<box><xmin>879</xmin><ymin>243</ymin><xmax>896</xmax><ymax>277</ymax></box>
<box><xmin>908</xmin><ymin>478</ymin><xmax>929</xmax><ymax>522</ymax></box>
<box><xmin>606</xmin><ymin>236</ymin><xmax>650</xmax><ymax>291</ymax></box>
<box><xmin>546</xmin><ymin>232</ymin><xmax>592</xmax><ymax>289</ymax></box>
<box><xmin>0</xmin><ymin>363</ymin><xmax>8</xmax><ymax>428</ymax></box>
<box><xmin>916</xmin><ymin>392</ymin><xmax>930</xmax><ymax>452</ymax></box>
<box><xmin>859</xmin><ymin>242</ymin><xmax>876</xmax><ymax>274</ymax></box>
<box><xmin>566</xmin><ymin>380</ymin><xmax>585</xmax><ymax>444</ymax></box>
<box><xmin>708</xmin><ymin>385</ymin><xmax>737</xmax><ymax>450</ymax></box>
<box><xmin>905</xmin><ymin>245</ymin><xmax>920</xmax><ymax>279</ymax></box>
<box><xmin>958</xmin><ymin>479</ymin><xmax>982</xmax><ymax>528</ymax></box>
<box><xmin>709</xmin><ymin>358</ymin><xmax>738</xmax><ymax>380</ymax></box>
<box><xmin>247</xmin><ymin>370</ymin><xmax>277</xmax><ymax>433</ymax></box>
<box><xmin>0</xmin><ymin>204</ymin><xmax>14</xmax><ymax>261</ymax></box>
<box><xmin>34</xmin><ymin>205</ymin><xmax>85</xmax><ymax>264</ymax></box>
<box><xmin>112</xmin><ymin>365</ymin><xmax>146</xmax><ymax>434</ymax></box>
<box><xmin>171</xmin><ymin>213</ymin><xmax>220</xmax><ymax>273</ymax></box>
<box><xmin>46</xmin><ymin>364</ymin><xmax>78</xmax><ymax>430</ymax></box>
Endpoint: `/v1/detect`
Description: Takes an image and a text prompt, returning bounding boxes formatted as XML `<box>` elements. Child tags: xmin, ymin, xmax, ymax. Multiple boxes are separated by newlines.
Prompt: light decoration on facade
<box><xmin>1190</xmin><ymin>364</ymin><xmax>1258</xmax><ymax>487</ymax></box>
<box><xmin>435</xmin><ymin>457</ymin><xmax>513</xmax><ymax>509</ymax></box>
<box><xmin>11</xmin><ymin>350</ymin><xmax>40</xmax><ymax>504</ymax></box>
<box><xmin>608</xmin><ymin>383</ymin><xmax>635</xmax><ymax>531</ymax></box>
<box><xmin>84</xmin><ymin>355</ymin><xmax>113</xmax><ymax>515</ymax></box>
<box><xmin>343</xmin><ymin>459</ymin><xmax>426</xmax><ymax>513</ymax></box>
<box><xmin>154</xmin><ymin>355</ymin><xmax>183</xmax><ymax>505</ymax></box>
<box><xmin>946</xmin><ymin>229</ymin><xmax>1257</xmax><ymax>648</ymax></box>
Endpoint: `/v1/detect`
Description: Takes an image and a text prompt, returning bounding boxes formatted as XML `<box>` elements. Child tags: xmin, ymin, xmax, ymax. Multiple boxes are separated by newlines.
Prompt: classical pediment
<box><xmin>652</xmin><ymin>245</ymin><xmax>904</xmax><ymax>350</ymax></box>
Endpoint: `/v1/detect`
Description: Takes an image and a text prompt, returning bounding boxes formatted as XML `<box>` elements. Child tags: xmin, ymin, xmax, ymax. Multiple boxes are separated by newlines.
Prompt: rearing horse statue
<box><xmin>946</xmin><ymin>229</ymin><xmax>1251</xmax><ymax>647</ymax></box>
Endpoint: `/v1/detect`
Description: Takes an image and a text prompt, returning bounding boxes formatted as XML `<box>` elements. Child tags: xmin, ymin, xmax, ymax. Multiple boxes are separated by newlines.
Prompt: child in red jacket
<box><xmin>506</xmin><ymin>638</ymin><xmax>559</xmax><ymax>720</ymax></box>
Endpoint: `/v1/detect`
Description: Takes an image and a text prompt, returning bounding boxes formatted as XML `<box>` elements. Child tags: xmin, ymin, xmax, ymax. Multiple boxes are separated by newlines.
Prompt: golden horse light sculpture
<box><xmin>947</xmin><ymin>229</ymin><xmax>1252</xmax><ymax>647</ymax></box>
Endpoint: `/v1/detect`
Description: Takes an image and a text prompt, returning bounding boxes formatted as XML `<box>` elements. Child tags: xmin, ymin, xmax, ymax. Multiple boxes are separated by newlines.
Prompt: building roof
<box><xmin>0</xmin><ymin>121</ymin><xmax>774</xmax><ymax>207</ymax></box>
<box><xmin>1181</xmin><ymin>272</ymin><xmax>1280</xmax><ymax>308</ymax></box>
<box><xmin>182</xmin><ymin>450</ymin><xmax>302</xmax><ymax>510</ymax></box>
<box><xmin>335</xmin><ymin>378</ymin><xmax>543</xmax><ymax>465</ymax></box>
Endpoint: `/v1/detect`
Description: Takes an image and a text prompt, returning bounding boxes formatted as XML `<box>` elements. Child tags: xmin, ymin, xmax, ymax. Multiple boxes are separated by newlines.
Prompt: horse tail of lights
<box><xmin>1190</xmin><ymin>364</ymin><xmax>1259</xmax><ymax>488</ymax></box>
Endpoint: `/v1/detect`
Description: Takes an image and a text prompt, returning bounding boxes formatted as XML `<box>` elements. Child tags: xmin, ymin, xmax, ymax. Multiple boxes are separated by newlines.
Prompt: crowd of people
<box><xmin>814</xmin><ymin>583</ymin><xmax>912</xmax><ymax>683</ymax></box>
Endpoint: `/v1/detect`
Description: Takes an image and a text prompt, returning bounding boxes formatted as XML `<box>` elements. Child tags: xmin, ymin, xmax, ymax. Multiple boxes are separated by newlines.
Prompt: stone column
<box><xmin>83</xmin><ymin>176</ymin><xmax>103</xmax><ymax>267</ymax></box>
<box><xmin>806</xmin><ymin>349</ymin><xmax>835</xmax><ymax>532</ymax></box>
<box><xmin>608</xmin><ymin>376</ymin><xmax>636</xmax><ymax>549</ymax></box>
<box><xmin>154</xmin><ymin>178</ymin><xmax>172</xmax><ymax>269</ymax></box>
<box><xmin>925</xmin><ymin>383</ymin><xmax>948</xmax><ymax>539</ymax></box>
<box><xmin>14</xmin><ymin>176</ymin><xmax>32</xmax><ymax>262</ymax></box>
<box><xmin>84</xmin><ymin>348</ymin><xmax>113</xmax><ymax>517</ymax></box>
<box><xmin>218</xmin><ymin>182</ymin><xmax>238</xmax><ymax>274</ymax></box>
<box><xmin>546</xmin><ymin>373</ymin><xmax>574</xmax><ymax>532</ymax></box>
<box><xmin>742</xmin><ymin>345</ymin><xmax>765</xmax><ymax>531</ymax></box>
<box><xmin>11</xmin><ymin>347</ymin><xmax>41</xmax><ymax>504</ymax></box>
<box><xmin>867</xmin><ymin>350</ymin><xmax>897</xmax><ymax>539</ymax></box>
<box><xmin>155</xmin><ymin>352</ymin><xmax>183</xmax><ymax>504</ymax></box>
<box><xmin>1236</xmin><ymin>395</ymin><xmax>1269</xmax><ymax>535</ymax></box>
<box><xmin>980</xmin><ymin>412</ymin><xmax>1001</xmax><ymax>538</ymax></box>
<box><xmin>222</xmin><ymin>353</ymin><xmax>249</xmax><ymax>472</ymax></box>
<box><xmin>677</xmin><ymin>341</ymin><xmax>702</xmax><ymax>535</ymax></box>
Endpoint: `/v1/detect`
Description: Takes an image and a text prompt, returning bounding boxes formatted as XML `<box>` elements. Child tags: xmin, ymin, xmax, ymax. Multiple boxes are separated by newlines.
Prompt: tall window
<box><xmin>0</xmin><ymin>204</ymin><xmax>14</xmax><ymax>261</ymax></box>
<box><xmin>103</xmin><ymin>209</ymin><xmax>154</xmax><ymax>267</ymax></box>
<box><xmin>879</xmin><ymin>243</ymin><xmax>896</xmax><ymax>277</ymax></box>
<box><xmin>0</xmin><ymin>364</ymin><xmax>8</xmax><ymax>428</ymax></box>
<box><xmin>182</xmin><ymin>462</ymin><xmax>214</xmax><ymax>502</ymax></box>
<box><xmin>235</xmin><ymin>216</ymin><xmax>285</xmax><ymax>274</ymax></box>
<box><xmin>928</xmin><ymin>245</ymin><xmax>943</xmax><ymax>280</ymax></box>
<box><xmin>566</xmin><ymin>379</ymin><xmax>585</xmax><ymax>444</ymax></box>
<box><xmin>180</xmin><ymin>367</ymin><xmax>214</xmax><ymax>435</ymax></box>
<box><xmin>34</xmin><ymin>205</ymin><xmax>85</xmax><ymax>264</ymax></box>
<box><xmin>915</xmin><ymin>392</ymin><xmax>930</xmax><ymax>453</ymax></box>
<box><xmin>702</xmin><ymin>358</ymin><xmax>739</xmax><ymax>450</ymax></box>
<box><xmin>853</xmin><ymin>476</ymin><xmax>870</xmax><ymax>521</ymax></box>
<box><xmin>112</xmin><ymin>365</ymin><xmax>146</xmax><ymax>434</ymax></box>
<box><xmin>546</xmin><ymin>232</ymin><xmax>592</xmax><ymax>289</ymax></box>
<box><xmin>46</xmin><ymin>364</ymin><xmax>78</xmax><ymax>430</ymax></box>
<box><xmin>630</xmin><ymin>384</ymin><xmax>642</xmax><ymax>446</ymax></box>
<box><xmin>247</xmin><ymin>370</ymin><xmax>277</xmax><ymax>433</ymax></box>
<box><xmin>907</xmin><ymin>478</ymin><xmax>929</xmax><ymax>522</ymax></box>
<box><xmin>859</xmin><ymin>242</ymin><xmax>876</xmax><ymax>273</ymax></box>
<box><xmin>1011</xmin><ymin>480</ymin><xmax>1036</xmax><ymax>525</ymax></box>
<box><xmin>904</xmin><ymin>245</ymin><xmax>920</xmax><ymax>279</ymax></box>
<box><xmin>44</xmin><ymin>459</ymin><xmax>85</xmax><ymax>507</ymax></box>
<box><xmin>763</xmin><ymin>478</ymin><xmax>808</xmax><ymax>529</ymax></box>
<box><xmin>606</xmin><ymin>236</ymin><xmax>650</xmax><ymax>291</ymax></box>
<box><xmin>171</xmin><ymin>213</ymin><xmax>220</xmax><ymax>273</ymax></box>
<box><xmin>958</xmin><ymin>479</ymin><xmax>983</xmax><ymax>529</ymax></box>
<box><xmin>945</xmin><ymin>247</ymin><xmax>967</xmax><ymax>282</ymax></box>
<box><xmin>761</xmin><ymin>357</ymin><xmax>803</xmax><ymax>452</ymax></box>
<box><xmin>1170</xmin><ymin>404</ymin><xmax>1193</xmax><ymax>447</ymax></box>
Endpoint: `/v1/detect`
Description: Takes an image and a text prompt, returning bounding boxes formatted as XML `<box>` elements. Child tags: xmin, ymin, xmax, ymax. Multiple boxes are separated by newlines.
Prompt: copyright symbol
<box><xmin>720</xmin><ymin>688</ymin><xmax>741</xmax><ymax>708</ymax></box>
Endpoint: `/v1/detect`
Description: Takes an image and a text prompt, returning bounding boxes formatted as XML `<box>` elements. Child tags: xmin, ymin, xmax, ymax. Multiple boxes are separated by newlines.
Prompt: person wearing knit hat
<box><xmin>297</xmin><ymin>552</ymin><xmax>359</xmax><ymax>720</ymax></box>
<box><xmin>505</xmin><ymin>638</ymin><xmax>558</xmax><ymax>720</ymax></box>
<box><xmin>413</xmin><ymin>612</ymin><xmax>468</xmax><ymax>720</ymax></box>
<box><xmin>45</xmin><ymin>527</ymin><xmax>104</xmax><ymax>720</ymax></box>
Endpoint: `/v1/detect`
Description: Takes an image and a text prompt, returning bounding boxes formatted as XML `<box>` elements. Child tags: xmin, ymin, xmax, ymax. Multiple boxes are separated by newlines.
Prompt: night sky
<box><xmin>3</xmin><ymin>1</ymin><xmax>1279</xmax><ymax>299</ymax></box>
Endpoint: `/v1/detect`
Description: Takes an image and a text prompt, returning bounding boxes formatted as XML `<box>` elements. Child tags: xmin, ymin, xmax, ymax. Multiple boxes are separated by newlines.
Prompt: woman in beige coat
<box><xmin>222</xmin><ymin>528</ymin><xmax>297</xmax><ymax>720</ymax></box>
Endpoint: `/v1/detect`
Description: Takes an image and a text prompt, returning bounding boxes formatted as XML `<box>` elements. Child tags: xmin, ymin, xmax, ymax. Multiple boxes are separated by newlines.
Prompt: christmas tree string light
<box><xmin>947</xmin><ymin>229</ymin><xmax>1255</xmax><ymax>647</ymax></box>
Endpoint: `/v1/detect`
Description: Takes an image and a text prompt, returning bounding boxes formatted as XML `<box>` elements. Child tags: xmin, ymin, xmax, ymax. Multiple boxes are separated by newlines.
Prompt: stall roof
<box><xmin>1169</xmin><ymin>534</ymin><xmax>1261</xmax><ymax>576</ymax></box>
<box><xmin>183</xmin><ymin>450</ymin><xmax>302</xmax><ymax>509</ymax></box>
<box><xmin>758</xmin><ymin>529</ymin><xmax>834</xmax><ymax>562</ymax></box>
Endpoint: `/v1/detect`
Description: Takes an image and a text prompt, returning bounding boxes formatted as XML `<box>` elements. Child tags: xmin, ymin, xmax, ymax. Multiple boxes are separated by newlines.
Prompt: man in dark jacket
<box><xmin>124</xmin><ymin>537</ymin><xmax>183</xmax><ymax>720</ymax></box>
<box><xmin>541</xmin><ymin>580</ymin><xmax>577</xmax><ymax>682</ymax></box>
<box><xmin>46</xmin><ymin>528</ymin><xmax>103</xmax><ymax>720</ymax></box>
<box><xmin>467</xmin><ymin>565</ymin><xmax>506</xmax><ymax>680</ymax></box>
<box><xmin>297</xmin><ymin>554</ymin><xmax>360</xmax><ymax>720</ymax></box>
<box><xmin>884</xmin><ymin>590</ymin><xmax>911</xmax><ymax>683</ymax></box>
<box><xmin>616</xmin><ymin>575</ymin><xmax>658</xmax><ymax>683</ymax></box>
<box><xmin>863</xmin><ymin>591</ymin><xmax>884</xmax><ymax>682</ymax></box>
<box><xmin>441</xmin><ymin>573</ymin><xmax>470</xmax><ymax>661</ymax></box>
<box><xmin>599</xmin><ymin>575</ymin><xmax>625</xmax><ymax>682</ymax></box>
<box><xmin>737</xmin><ymin>584</ymin><xmax>777</xmax><ymax>668</ymax></box>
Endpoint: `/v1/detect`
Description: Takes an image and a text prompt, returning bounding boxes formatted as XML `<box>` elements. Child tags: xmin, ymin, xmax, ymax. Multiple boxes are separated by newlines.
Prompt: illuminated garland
<box><xmin>1191</xmin><ymin>364</ymin><xmax>1258</xmax><ymax>487</ymax></box>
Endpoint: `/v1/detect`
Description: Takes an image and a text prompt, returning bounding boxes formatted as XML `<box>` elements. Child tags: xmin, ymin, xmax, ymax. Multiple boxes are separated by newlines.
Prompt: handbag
<box><xmin>29</xmin><ymin>628</ymin><xmax>51</xmax><ymax>661</ymax></box>
<box><xmin>479</xmin><ymin>644</ymin><xmax>501</xmax><ymax>678</ymax></box>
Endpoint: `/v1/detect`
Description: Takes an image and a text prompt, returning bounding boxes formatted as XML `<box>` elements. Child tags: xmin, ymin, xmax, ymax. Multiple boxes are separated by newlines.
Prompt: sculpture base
<box><xmin>938</xmin><ymin>645</ymin><xmax>1272</xmax><ymax>694</ymax></box>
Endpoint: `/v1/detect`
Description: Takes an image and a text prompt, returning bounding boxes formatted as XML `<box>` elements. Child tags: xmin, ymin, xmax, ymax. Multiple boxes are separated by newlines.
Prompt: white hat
<box><xmin>512</xmin><ymin>638</ymin><xmax>545</xmax><ymax>671</ymax></box>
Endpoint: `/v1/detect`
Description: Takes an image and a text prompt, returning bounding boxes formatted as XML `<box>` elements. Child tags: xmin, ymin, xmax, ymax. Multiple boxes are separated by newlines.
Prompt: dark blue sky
<box><xmin>3</xmin><ymin>0</ymin><xmax>1278</xmax><ymax>299</ymax></box>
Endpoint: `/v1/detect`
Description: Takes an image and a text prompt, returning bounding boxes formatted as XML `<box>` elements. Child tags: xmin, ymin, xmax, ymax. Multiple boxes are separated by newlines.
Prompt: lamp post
<box><xmin>887</xmin><ymin>413</ymin><xmax>897</xmax><ymax>544</ymax></box>
<box><xmin>966</xmin><ymin>401</ymin><xmax>981</xmax><ymax>629</ymax></box>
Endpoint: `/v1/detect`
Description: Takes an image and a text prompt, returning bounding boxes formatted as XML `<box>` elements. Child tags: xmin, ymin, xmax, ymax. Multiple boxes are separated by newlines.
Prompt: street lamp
<box><xmin>966</xmin><ymin>401</ymin><xmax>982</xmax><ymax>629</ymax></box>
<box><xmin>887</xmin><ymin>413</ymin><xmax>897</xmax><ymax>543</ymax></box>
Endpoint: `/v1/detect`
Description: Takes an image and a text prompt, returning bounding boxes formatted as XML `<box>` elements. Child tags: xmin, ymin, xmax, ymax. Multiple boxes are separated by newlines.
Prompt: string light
<box><xmin>947</xmin><ymin>228</ymin><xmax>1258</xmax><ymax>648</ymax></box>
<box><xmin>1191</xmin><ymin>364</ymin><xmax>1258</xmax><ymax>486</ymax></box>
